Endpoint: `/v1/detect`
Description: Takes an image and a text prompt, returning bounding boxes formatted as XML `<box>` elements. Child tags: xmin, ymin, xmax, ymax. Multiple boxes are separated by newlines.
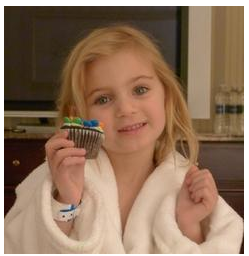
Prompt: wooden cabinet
<box><xmin>198</xmin><ymin>141</ymin><xmax>244</xmax><ymax>218</ymax></box>
<box><xmin>4</xmin><ymin>138</ymin><xmax>47</xmax><ymax>215</ymax></box>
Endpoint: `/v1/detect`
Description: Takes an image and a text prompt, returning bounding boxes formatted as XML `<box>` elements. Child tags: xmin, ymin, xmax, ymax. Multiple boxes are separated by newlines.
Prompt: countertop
<box><xmin>4</xmin><ymin>130</ymin><xmax>244</xmax><ymax>142</ymax></box>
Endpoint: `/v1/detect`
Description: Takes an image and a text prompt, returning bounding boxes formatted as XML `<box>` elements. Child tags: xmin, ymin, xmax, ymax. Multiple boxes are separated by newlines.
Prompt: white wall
<box><xmin>188</xmin><ymin>6</ymin><xmax>212</xmax><ymax>119</ymax></box>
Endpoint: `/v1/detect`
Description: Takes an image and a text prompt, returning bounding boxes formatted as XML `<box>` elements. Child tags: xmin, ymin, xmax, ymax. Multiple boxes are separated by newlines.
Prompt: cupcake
<box><xmin>61</xmin><ymin>117</ymin><xmax>104</xmax><ymax>159</ymax></box>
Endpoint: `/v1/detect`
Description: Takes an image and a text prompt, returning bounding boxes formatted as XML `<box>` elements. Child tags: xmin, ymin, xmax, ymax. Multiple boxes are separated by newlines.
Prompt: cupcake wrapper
<box><xmin>64</xmin><ymin>128</ymin><xmax>104</xmax><ymax>159</ymax></box>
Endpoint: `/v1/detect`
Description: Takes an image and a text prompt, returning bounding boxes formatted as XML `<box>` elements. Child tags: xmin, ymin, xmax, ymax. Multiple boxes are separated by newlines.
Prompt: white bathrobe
<box><xmin>4</xmin><ymin>149</ymin><xmax>243</xmax><ymax>253</ymax></box>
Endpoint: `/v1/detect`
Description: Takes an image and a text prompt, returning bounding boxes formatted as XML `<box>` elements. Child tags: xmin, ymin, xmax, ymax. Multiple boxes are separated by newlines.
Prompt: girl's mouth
<box><xmin>118</xmin><ymin>122</ymin><xmax>147</xmax><ymax>134</ymax></box>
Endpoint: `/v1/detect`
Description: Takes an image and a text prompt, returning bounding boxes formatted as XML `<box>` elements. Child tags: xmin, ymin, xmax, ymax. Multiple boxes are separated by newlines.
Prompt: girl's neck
<box><xmin>105</xmin><ymin>147</ymin><xmax>155</xmax><ymax>185</ymax></box>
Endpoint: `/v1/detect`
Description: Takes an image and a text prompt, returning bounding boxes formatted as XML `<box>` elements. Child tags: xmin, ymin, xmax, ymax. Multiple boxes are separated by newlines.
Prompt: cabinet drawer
<box><xmin>198</xmin><ymin>142</ymin><xmax>244</xmax><ymax>181</ymax></box>
<box><xmin>4</xmin><ymin>139</ymin><xmax>47</xmax><ymax>185</ymax></box>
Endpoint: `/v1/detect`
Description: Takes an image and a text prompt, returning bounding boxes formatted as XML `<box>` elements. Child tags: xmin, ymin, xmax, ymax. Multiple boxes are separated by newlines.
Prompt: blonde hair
<box><xmin>57</xmin><ymin>24</ymin><xmax>199</xmax><ymax>166</ymax></box>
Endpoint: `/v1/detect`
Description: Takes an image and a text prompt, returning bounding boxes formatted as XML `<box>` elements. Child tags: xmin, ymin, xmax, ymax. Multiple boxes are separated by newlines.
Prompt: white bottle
<box><xmin>228</xmin><ymin>87</ymin><xmax>239</xmax><ymax>136</ymax></box>
<box><xmin>213</xmin><ymin>84</ymin><xmax>229</xmax><ymax>135</ymax></box>
<box><xmin>237</xmin><ymin>87</ymin><xmax>244</xmax><ymax>136</ymax></box>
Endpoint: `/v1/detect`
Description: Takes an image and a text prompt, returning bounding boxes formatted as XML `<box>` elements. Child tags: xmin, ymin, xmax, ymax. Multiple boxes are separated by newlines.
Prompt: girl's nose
<box><xmin>115</xmin><ymin>97</ymin><xmax>137</xmax><ymax>118</ymax></box>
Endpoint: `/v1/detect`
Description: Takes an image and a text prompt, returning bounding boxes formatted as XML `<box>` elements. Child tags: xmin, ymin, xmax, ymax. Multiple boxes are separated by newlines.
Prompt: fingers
<box><xmin>188</xmin><ymin>172</ymin><xmax>216</xmax><ymax>192</ymax></box>
<box><xmin>48</xmin><ymin>138</ymin><xmax>74</xmax><ymax>155</ymax></box>
<box><xmin>45</xmin><ymin>130</ymin><xmax>73</xmax><ymax>158</ymax></box>
<box><xmin>59</xmin><ymin>156</ymin><xmax>86</xmax><ymax>169</ymax></box>
<box><xmin>54</xmin><ymin>148</ymin><xmax>86</xmax><ymax>170</ymax></box>
<box><xmin>185</xmin><ymin>165</ymin><xmax>199</xmax><ymax>185</ymax></box>
<box><xmin>45</xmin><ymin>130</ymin><xmax>86</xmax><ymax>171</ymax></box>
<box><xmin>187</xmin><ymin>169</ymin><xmax>217</xmax><ymax>189</ymax></box>
<box><xmin>185</xmin><ymin>166</ymin><xmax>218</xmax><ymax>207</ymax></box>
<box><xmin>186</xmin><ymin>166</ymin><xmax>215</xmax><ymax>186</ymax></box>
<box><xmin>53</xmin><ymin>129</ymin><xmax>69</xmax><ymax>139</ymax></box>
<box><xmin>190</xmin><ymin>186</ymin><xmax>210</xmax><ymax>203</ymax></box>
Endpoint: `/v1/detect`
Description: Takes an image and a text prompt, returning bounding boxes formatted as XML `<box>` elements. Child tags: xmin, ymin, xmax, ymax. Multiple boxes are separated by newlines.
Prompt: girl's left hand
<box><xmin>176</xmin><ymin>165</ymin><xmax>218</xmax><ymax>228</ymax></box>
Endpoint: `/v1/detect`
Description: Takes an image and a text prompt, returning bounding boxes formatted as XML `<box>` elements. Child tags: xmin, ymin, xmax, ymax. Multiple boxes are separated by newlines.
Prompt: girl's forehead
<box><xmin>85</xmin><ymin>48</ymin><xmax>155</xmax><ymax>80</ymax></box>
<box><xmin>84</xmin><ymin>52</ymin><xmax>160</xmax><ymax>96</ymax></box>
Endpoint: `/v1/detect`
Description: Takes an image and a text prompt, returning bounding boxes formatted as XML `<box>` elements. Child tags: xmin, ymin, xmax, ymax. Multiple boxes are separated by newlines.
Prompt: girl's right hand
<box><xmin>45</xmin><ymin>130</ymin><xmax>86</xmax><ymax>205</ymax></box>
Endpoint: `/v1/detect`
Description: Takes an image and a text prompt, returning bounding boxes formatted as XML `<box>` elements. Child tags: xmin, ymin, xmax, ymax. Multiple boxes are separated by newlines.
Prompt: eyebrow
<box><xmin>87</xmin><ymin>75</ymin><xmax>154</xmax><ymax>98</ymax></box>
<box><xmin>128</xmin><ymin>75</ymin><xmax>154</xmax><ymax>84</ymax></box>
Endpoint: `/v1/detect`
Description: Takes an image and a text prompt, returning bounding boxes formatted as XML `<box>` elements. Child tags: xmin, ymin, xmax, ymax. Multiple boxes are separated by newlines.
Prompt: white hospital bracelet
<box><xmin>51</xmin><ymin>197</ymin><xmax>82</xmax><ymax>222</ymax></box>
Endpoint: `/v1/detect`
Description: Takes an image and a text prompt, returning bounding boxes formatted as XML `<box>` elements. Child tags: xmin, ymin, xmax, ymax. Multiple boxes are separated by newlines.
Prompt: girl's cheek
<box><xmin>87</xmin><ymin>110</ymin><xmax>99</xmax><ymax>120</ymax></box>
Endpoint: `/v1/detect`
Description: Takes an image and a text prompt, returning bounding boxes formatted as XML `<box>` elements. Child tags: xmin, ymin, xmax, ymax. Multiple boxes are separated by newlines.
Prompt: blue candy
<box><xmin>82</xmin><ymin>119</ymin><xmax>99</xmax><ymax>127</ymax></box>
<box><xmin>83</xmin><ymin>120</ymin><xmax>91</xmax><ymax>127</ymax></box>
<box><xmin>90</xmin><ymin>119</ymin><xmax>99</xmax><ymax>126</ymax></box>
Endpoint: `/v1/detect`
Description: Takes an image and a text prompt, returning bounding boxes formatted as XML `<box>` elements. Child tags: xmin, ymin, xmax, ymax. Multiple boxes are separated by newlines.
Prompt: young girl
<box><xmin>5</xmin><ymin>25</ymin><xmax>243</xmax><ymax>253</ymax></box>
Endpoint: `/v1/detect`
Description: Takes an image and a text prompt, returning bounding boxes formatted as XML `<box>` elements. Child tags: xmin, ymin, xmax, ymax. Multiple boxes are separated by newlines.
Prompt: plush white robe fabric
<box><xmin>4</xmin><ymin>149</ymin><xmax>243</xmax><ymax>253</ymax></box>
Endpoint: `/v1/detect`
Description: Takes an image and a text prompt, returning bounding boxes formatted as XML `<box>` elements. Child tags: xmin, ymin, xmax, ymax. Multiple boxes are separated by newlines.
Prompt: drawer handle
<box><xmin>12</xmin><ymin>159</ymin><xmax>20</xmax><ymax>166</ymax></box>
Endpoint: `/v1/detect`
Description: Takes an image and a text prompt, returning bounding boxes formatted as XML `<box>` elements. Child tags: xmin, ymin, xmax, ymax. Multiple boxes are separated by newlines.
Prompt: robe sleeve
<box><xmin>4</xmin><ymin>162</ymin><xmax>105</xmax><ymax>253</ymax></box>
<box><xmin>153</xmin><ymin>192</ymin><xmax>244</xmax><ymax>254</ymax></box>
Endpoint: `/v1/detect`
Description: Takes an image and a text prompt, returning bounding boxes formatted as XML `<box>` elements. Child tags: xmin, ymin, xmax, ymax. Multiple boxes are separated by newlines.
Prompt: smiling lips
<box><xmin>118</xmin><ymin>122</ymin><xmax>147</xmax><ymax>133</ymax></box>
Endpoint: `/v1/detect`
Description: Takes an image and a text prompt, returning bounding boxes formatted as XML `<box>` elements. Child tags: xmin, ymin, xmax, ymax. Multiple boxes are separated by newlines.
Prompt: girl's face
<box><xmin>85</xmin><ymin>48</ymin><xmax>166</xmax><ymax>155</ymax></box>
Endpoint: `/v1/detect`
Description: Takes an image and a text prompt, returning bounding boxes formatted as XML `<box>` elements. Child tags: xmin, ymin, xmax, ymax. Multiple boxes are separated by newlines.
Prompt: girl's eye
<box><xmin>94</xmin><ymin>95</ymin><xmax>111</xmax><ymax>105</ymax></box>
<box><xmin>134</xmin><ymin>86</ymin><xmax>149</xmax><ymax>95</ymax></box>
